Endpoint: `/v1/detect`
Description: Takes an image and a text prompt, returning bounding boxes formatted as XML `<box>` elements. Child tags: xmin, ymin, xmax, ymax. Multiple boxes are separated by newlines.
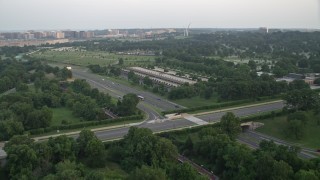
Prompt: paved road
<box><xmin>197</xmin><ymin>101</ymin><xmax>284</xmax><ymax>122</ymax></box>
<box><xmin>72</xmin><ymin>67</ymin><xmax>180</xmax><ymax>111</ymax></box>
<box><xmin>62</xmin><ymin>65</ymin><xmax>318</xmax><ymax>159</ymax></box>
<box><xmin>71</xmin><ymin>101</ymin><xmax>285</xmax><ymax>141</ymax></box>
<box><xmin>238</xmin><ymin>130</ymin><xmax>318</xmax><ymax>159</ymax></box>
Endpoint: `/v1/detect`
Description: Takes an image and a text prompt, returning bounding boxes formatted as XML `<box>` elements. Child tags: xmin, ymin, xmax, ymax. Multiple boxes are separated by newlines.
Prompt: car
<box><xmin>316</xmin><ymin>149</ymin><xmax>320</xmax><ymax>153</ymax></box>
<box><xmin>174</xmin><ymin>105</ymin><xmax>179</xmax><ymax>108</ymax></box>
<box><xmin>157</xmin><ymin>98</ymin><xmax>161</xmax><ymax>101</ymax></box>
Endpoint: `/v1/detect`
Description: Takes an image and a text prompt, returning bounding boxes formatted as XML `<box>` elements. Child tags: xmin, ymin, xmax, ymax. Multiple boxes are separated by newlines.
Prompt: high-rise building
<box><xmin>63</xmin><ymin>31</ymin><xmax>77</xmax><ymax>38</ymax></box>
<box><xmin>33</xmin><ymin>32</ymin><xmax>44</xmax><ymax>39</ymax></box>
<box><xmin>84</xmin><ymin>31</ymin><xmax>94</xmax><ymax>38</ymax></box>
<box><xmin>55</xmin><ymin>32</ymin><xmax>65</xmax><ymax>39</ymax></box>
<box><xmin>79</xmin><ymin>31</ymin><xmax>86</xmax><ymax>38</ymax></box>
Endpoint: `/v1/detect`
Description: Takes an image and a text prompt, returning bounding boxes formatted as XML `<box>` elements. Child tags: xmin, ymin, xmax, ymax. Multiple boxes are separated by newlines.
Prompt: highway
<box><xmin>65</xmin><ymin>64</ymin><xmax>320</xmax><ymax>159</ymax></box>
<box><xmin>62</xmin><ymin>65</ymin><xmax>287</xmax><ymax>142</ymax></box>
<box><xmin>68</xmin><ymin>101</ymin><xmax>285</xmax><ymax>141</ymax></box>
<box><xmin>238</xmin><ymin>131</ymin><xmax>317</xmax><ymax>159</ymax></box>
<box><xmin>2</xmin><ymin>64</ymin><xmax>315</xmax><ymax>162</ymax></box>
<box><xmin>71</xmin><ymin>66</ymin><xmax>182</xmax><ymax>120</ymax></box>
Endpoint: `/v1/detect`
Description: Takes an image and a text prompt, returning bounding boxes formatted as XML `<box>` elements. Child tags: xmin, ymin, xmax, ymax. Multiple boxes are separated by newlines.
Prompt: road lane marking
<box><xmin>183</xmin><ymin>115</ymin><xmax>208</xmax><ymax>125</ymax></box>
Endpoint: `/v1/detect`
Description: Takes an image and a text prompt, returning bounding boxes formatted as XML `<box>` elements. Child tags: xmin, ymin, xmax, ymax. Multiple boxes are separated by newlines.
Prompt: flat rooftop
<box><xmin>128</xmin><ymin>67</ymin><xmax>196</xmax><ymax>85</ymax></box>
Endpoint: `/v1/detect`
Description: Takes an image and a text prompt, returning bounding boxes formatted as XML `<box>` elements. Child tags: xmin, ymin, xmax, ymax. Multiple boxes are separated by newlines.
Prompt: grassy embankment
<box><xmin>256</xmin><ymin>111</ymin><xmax>320</xmax><ymax>149</ymax></box>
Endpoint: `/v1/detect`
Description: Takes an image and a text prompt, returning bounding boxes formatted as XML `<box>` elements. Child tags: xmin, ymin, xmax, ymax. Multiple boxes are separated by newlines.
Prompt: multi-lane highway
<box><xmin>61</xmin><ymin>65</ymin><xmax>286</xmax><ymax>141</ymax></box>
<box><xmin>71</xmin><ymin>66</ymin><xmax>182</xmax><ymax>120</ymax></box>
<box><xmin>65</xmin><ymin>101</ymin><xmax>285</xmax><ymax>141</ymax></box>
<box><xmin>238</xmin><ymin>130</ymin><xmax>317</xmax><ymax>159</ymax></box>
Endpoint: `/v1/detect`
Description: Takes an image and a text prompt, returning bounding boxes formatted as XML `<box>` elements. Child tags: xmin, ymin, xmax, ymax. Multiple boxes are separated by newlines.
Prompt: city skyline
<box><xmin>0</xmin><ymin>0</ymin><xmax>319</xmax><ymax>31</ymax></box>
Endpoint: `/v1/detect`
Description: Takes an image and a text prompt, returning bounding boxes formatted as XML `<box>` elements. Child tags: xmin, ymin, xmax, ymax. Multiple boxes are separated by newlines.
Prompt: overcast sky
<box><xmin>0</xmin><ymin>0</ymin><xmax>319</xmax><ymax>31</ymax></box>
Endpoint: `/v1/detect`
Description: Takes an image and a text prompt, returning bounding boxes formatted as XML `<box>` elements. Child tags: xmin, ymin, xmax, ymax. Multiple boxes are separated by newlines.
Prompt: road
<box><xmin>64</xmin><ymin>101</ymin><xmax>285</xmax><ymax>141</ymax></box>
<box><xmin>237</xmin><ymin>130</ymin><xmax>318</xmax><ymax>159</ymax></box>
<box><xmin>178</xmin><ymin>154</ymin><xmax>218</xmax><ymax>180</ymax></box>
<box><xmin>71</xmin><ymin>66</ymin><xmax>182</xmax><ymax>120</ymax></box>
<box><xmin>62</xmin><ymin>64</ymin><xmax>319</xmax><ymax>159</ymax></box>
<box><xmin>64</xmin><ymin>65</ymin><xmax>286</xmax><ymax>141</ymax></box>
<box><xmin>196</xmin><ymin>102</ymin><xmax>284</xmax><ymax>123</ymax></box>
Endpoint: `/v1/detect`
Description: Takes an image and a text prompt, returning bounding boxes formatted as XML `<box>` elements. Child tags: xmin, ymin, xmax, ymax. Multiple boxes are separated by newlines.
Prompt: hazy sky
<box><xmin>0</xmin><ymin>0</ymin><xmax>319</xmax><ymax>31</ymax></box>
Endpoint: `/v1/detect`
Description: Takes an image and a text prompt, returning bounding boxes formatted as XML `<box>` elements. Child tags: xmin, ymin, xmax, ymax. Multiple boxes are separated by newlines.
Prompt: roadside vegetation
<box><xmin>256</xmin><ymin>89</ymin><xmax>320</xmax><ymax>148</ymax></box>
<box><xmin>256</xmin><ymin>112</ymin><xmax>320</xmax><ymax>149</ymax></box>
<box><xmin>1</xmin><ymin>31</ymin><xmax>320</xmax><ymax>179</ymax></box>
<box><xmin>53</xmin><ymin>31</ymin><xmax>320</xmax><ymax>110</ymax></box>
<box><xmin>3</xmin><ymin>111</ymin><xmax>319</xmax><ymax>180</ymax></box>
<box><xmin>0</xmin><ymin>58</ymin><xmax>142</xmax><ymax>140</ymax></box>
<box><xmin>1</xmin><ymin>128</ymin><xmax>207</xmax><ymax>180</ymax></box>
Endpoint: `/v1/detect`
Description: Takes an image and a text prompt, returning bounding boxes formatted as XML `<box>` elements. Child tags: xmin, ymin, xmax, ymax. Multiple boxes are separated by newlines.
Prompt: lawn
<box><xmin>51</xmin><ymin>108</ymin><xmax>82</xmax><ymax>126</ymax></box>
<box><xmin>256</xmin><ymin>112</ymin><xmax>320</xmax><ymax>149</ymax></box>
<box><xmin>30</xmin><ymin>50</ymin><xmax>155</xmax><ymax>67</ymax></box>
<box><xmin>172</xmin><ymin>96</ymin><xmax>219</xmax><ymax>108</ymax></box>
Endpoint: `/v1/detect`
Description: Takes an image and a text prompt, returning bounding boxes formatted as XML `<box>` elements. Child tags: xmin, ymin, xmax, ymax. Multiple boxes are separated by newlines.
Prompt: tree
<box><xmin>314</xmin><ymin>78</ymin><xmax>320</xmax><ymax>85</ymax></box>
<box><xmin>248</xmin><ymin>60</ymin><xmax>257</xmax><ymax>71</ymax></box>
<box><xmin>284</xmin><ymin>89</ymin><xmax>320</xmax><ymax>111</ymax></box>
<box><xmin>143</xmin><ymin>76</ymin><xmax>153</xmax><ymax>87</ymax></box>
<box><xmin>117</xmin><ymin>93</ymin><xmax>139</xmax><ymax>116</ymax></box>
<box><xmin>47</xmin><ymin>135</ymin><xmax>77</xmax><ymax>163</ymax></box>
<box><xmin>0</xmin><ymin>120</ymin><xmax>24</xmax><ymax>141</ymax></box>
<box><xmin>128</xmin><ymin>71</ymin><xmax>140</xmax><ymax>84</ymax></box>
<box><xmin>4</xmin><ymin>135</ymin><xmax>34</xmax><ymax>151</ymax></box>
<box><xmin>121</xmin><ymin>127</ymin><xmax>178</xmax><ymax>171</ymax></box>
<box><xmin>130</xmin><ymin>165</ymin><xmax>166</xmax><ymax>180</ymax></box>
<box><xmin>183</xmin><ymin>136</ymin><xmax>194</xmax><ymax>155</ymax></box>
<box><xmin>77</xmin><ymin>129</ymin><xmax>96</xmax><ymax>157</ymax></box>
<box><xmin>294</xmin><ymin>170</ymin><xmax>319</xmax><ymax>180</ymax></box>
<box><xmin>289</xmin><ymin>80</ymin><xmax>309</xmax><ymax>90</ymax></box>
<box><xmin>261</xmin><ymin>64</ymin><xmax>270</xmax><ymax>72</ymax></box>
<box><xmin>169</xmin><ymin>163</ymin><xmax>203</xmax><ymax>180</ymax></box>
<box><xmin>220</xmin><ymin>112</ymin><xmax>241</xmax><ymax>139</ymax></box>
<box><xmin>287</xmin><ymin>111</ymin><xmax>308</xmax><ymax>125</ymax></box>
<box><xmin>16</xmin><ymin>82</ymin><xmax>29</xmax><ymax>92</ymax></box>
<box><xmin>6</xmin><ymin>144</ymin><xmax>38</xmax><ymax>179</ymax></box>
<box><xmin>287</xmin><ymin>119</ymin><xmax>305</xmax><ymax>139</ymax></box>
<box><xmin>54</xmin><ymin>160</ymin><xmax>85</xmax><ymax>180</ymax></box>
<box><xmin>110</xmin><ymin>67</ymin><xmax>121</xmax><ymax>76</ymax></box>
<box><xmin>255</xmin><ymin>153</ymin><xmax>294</xmax><ymax>180</ymax></box>
<box><xmin>25</xmin><ymin>107</ymin><xmax>53</xmax><ymax>129</ymax></box>
<box><xmin>118</xmin><ymin>58</ymin><xmax>124</xmax><ymax>65</ymax></box>
<box><xmin>85</xmin><ymin>171</ymin><xmax>104</xmax><ymax>180</ymax></box>
<box><xmin>85</xmin><ymin>138</ymin><xmax>104</xmax><ymax>159</ymax></box>
<box><xmin>222</xmin><ymin>144</ymin><xmax>256</xmax><ymax>179</ymax></box>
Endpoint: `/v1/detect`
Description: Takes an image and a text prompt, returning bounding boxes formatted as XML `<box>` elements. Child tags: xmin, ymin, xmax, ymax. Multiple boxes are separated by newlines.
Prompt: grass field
<box><xmin>256</xmin><ymin>112</ymin><xmax>320</xmax><ymax>149</ymax></box>
<box><xmin>31</xmin><ymin>50</ymin><xmax>155</xmax><ymax>67</ymax></box>
<box><xmin>51</xmin><ymin>108</ymin><xmax>82</xmax><ymax>126</ymax></box>
<box><xmin>172</xmin><ymin>95</ymin><xmax>219</xmax><ymax>108</ymax></box>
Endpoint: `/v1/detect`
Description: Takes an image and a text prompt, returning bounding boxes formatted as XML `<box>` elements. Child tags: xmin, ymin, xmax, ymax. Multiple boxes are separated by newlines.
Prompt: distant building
<box><xmin>286</xmin><ymin>73</ymin><xmax>304</xmax><ymax>80</ymax></box>
<box><xmin>276</xmin><ymin>73</ymin><xmax>316</xmax><ymax>85</ymax></box>
<box><xmin>84</xmin><ymin>31</ymin><xmax>94</xmax><ymax>38</ymax></box>
<box><xmin>63</xmin><ymin>31</ymin><xmax>77</xmax><ymax>38</ymax></box>
<box><xmin>33</xmin><ymin>32</ymin><xmax>44</xmax><ymax>39</ymax></box>
<box><xmin>79</xmin><ymin>31</ymin><xmax>86</xmax><ymax>38</ymax></box>
<box><xmin>127</xmin><ymin>67</ymin><xmax>197</xmax><ymax>87</ymax></box>
<box><xmin>258</xmin><ymin>27</ymin><xmax>269</xmax><ymax>34</ymax></box>
<box><xmin>56</xmin><ymin>32</ymin><xmax>65</xmax><ymax>39</ymax></box>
